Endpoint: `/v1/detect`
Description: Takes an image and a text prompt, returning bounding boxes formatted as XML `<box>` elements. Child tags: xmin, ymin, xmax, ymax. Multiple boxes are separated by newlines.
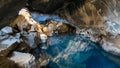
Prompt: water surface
<box><xmin>31</xmin><ymin>13</ymin><xmax>120</xmax><ymax>68</ymax></box>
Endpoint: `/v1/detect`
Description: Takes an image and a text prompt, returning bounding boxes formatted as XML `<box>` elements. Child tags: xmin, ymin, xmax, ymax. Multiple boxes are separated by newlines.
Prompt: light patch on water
<box><xmin>52</xmin><ymin>36</ymin><xmax>93</xmax><ymax>66</ymax></box>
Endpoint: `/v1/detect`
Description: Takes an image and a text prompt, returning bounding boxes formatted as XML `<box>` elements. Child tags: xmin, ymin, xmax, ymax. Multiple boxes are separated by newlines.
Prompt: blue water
<box><xmin>32</xmin><ymin>34</ymin><xmax>120</xmax><ymax>68</ymax></box>
<box><xmin>31</xmin><ymin>13</ymin><xmax>120</xmax><ymax>68</ymax></box>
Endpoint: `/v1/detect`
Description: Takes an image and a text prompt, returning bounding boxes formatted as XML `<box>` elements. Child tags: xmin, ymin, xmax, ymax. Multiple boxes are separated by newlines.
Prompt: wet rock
<box><xmin>39</xmin><ymin>53</ymin><xmax>51</xmax><ymax>67</ymax></box>
<box><xmin>10</xmin><ymin>51</ymin><xmax>35</xmax><ymax>68</ymax></box>
<box><xmin>10</xmin><ymin>8</ymin><xmax>44</xmax><ymax>48</ymax></box>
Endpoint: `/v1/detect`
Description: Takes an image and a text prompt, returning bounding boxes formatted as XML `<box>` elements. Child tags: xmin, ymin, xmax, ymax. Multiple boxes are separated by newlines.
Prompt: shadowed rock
<box><xmin>0</xmin><ymin>0</ymin><xmax>27</xmax><ymax>29</ymax></box>
<box><xmin>0</xmin><ymin>56</ymin><xmax>22</xmax><ymax>68</ymax></box>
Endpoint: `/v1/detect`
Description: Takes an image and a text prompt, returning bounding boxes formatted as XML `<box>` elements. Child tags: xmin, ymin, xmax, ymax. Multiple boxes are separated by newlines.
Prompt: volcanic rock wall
<box><xmin>0</xmin><ymin>0</ymin><xmax>27</xmax><ymax>29</ymax></box>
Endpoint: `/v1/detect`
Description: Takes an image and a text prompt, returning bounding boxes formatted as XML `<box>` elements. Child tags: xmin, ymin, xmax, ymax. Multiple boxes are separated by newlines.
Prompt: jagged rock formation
<box><xmin>0</xmin><ymin>0</ymin><xmax>120</xmax><ymax>64</ymax></box>
<box><xmin>0</xmin><ymin>8</ymin><xmax>76</xmax><ymax>68</ymax></box>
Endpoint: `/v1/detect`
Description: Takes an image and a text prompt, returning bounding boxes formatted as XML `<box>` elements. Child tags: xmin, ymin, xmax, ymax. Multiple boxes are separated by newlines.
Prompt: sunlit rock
<box><xmin>10</xmin><ymin>8</ymin><xmax>43</xmax><ymax>34</ymax></box>
<box><xmin>40</xmin><ymin>34</ymin><xmax>48</xmax><ymax>43</ymax></box>
<box><xmin>43</xmin><ymin>27</ymin><xmax>51</xmax><ymax>36</ymax></box>
<box><xmin>10</xmin><ymin>51</ymin><xmax>35</xmax><ymax>68</ymax></box>
<box><xmin>18</xmin><ymin>8</ymin><xmax>37</xmax><ymax>25</ymax></box>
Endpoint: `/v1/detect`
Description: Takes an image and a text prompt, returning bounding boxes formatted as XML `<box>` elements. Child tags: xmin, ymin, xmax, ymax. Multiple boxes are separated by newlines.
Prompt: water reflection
<box><xmin>31</xmin><ymin>13</ymin><xmax>120</xmax><ymax>68</ymax></box>
<box><xmin>32</xmin><ymin>34</ymin><xmax>120</xmax><ymax>68</ymax></box>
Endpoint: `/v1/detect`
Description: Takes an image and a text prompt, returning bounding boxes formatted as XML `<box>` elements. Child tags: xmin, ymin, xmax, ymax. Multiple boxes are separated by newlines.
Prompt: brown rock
<box><xmin>0</xmin><ymin>56</ymin><xmax>22</xmax><ymax>68</ymax></box>
<box><xmin>57</xmin><ymin>22</ymin><xmax>69</xmax><ymax>33</ymax></box>
<box><xmin>15</xmin><ymin>42</ymin><xmax>31</xmax><ymax>53</ymax></box>
<box><xmin>10</xmin><ymin>15</ymin><xmax>29</xmax><ymax>32</ymax></box>
<box><xmin>56</xmin><ymin>22</ymin><xmax>76</xmax><ymax>34</ymax></box>
<box><xmin>43</xmin><ymin>27</ymin><xmax>52</xmax><ymax>36</ymax></box>
<box><xmin>0</xmin><ymin>42</ymin><xmax>18</xmax><ymax>57</ymax></box>
<box><xmin>34</xmin><ymin>34</ymin><xmax>41</xmax><ymax>46</ymax></box>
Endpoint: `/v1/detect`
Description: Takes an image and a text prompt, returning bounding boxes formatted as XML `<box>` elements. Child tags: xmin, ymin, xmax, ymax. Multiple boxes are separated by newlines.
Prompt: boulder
<box><xmin>0</xmin><ymin>56</ymin><xmax>22</xmax><ymax>68</ymax></box>
<box><xmin>22</xmin><ymin>32</ymin><xmax>38</xmax><ymax>48</ymax></box>
<box><xmin>100</xmin><ymin>35</ymin><xmax>120</xmax><ymax>56</ymax></box>
<box><xmin>15</xmin><ymin>42</ymin><xmax>31</xmax><ymax>53</ymax></box>
<box><xmin>10</xmin><ymin>51</ymin><xmax>36</xmax><ymax>68</ymax></box>
<box><xmin>0</xmin><ymin>42</ymin><xmax>18</xmax><ymax>57</ymax></box>
<box><xmin>0</xmin><ymin>26</ymin><xmax>13</xmax><ymax>35</ymax></box>
<box><xmin>10</xmin><ymin>8</ymin><xmax>43</xmax><ymax>34</ymax></box>
<box><xmin>43</xmin><ymin>26</ymin><xmax>52</xmax><ymax>36</ymax></box>
<box><xmin>56</xmin><ymin>22</ymin><xmax>76</xmax><ymax>34</ymax></box>
<box><xmin>40</xmin><ymin>34</ymin><xmax>48</xmax><ymax>43</ymax></box>
<box><xmin>0</xmin><ymin>35</ymin><xmax>20</xmax><ymax>49</ymax></box>
<box><xmin>0</xmin><ymin>32</ymin><xmax>21</xmax><ymax>57</ymax></box>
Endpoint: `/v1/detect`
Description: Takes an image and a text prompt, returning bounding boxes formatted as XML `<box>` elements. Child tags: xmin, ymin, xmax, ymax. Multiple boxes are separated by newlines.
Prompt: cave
<box><xmin>0</xmin><ymin>0</ymin><xmax>120</xmax><ymax>68</ymax></box>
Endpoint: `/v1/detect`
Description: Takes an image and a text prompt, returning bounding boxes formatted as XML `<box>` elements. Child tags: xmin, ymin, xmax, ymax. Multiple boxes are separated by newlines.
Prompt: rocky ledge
<box><xmin>0</xmin><ymin>8</ymin><xmax>76</xmax><ymax>68</ymax></box>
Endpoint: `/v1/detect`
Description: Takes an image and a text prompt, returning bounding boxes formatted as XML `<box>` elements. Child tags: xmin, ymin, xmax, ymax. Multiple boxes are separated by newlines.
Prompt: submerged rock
<box><xmin>10</xmin><ymin>51</ymin><xmax>35</xmax><ymax>68</ymax></box>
